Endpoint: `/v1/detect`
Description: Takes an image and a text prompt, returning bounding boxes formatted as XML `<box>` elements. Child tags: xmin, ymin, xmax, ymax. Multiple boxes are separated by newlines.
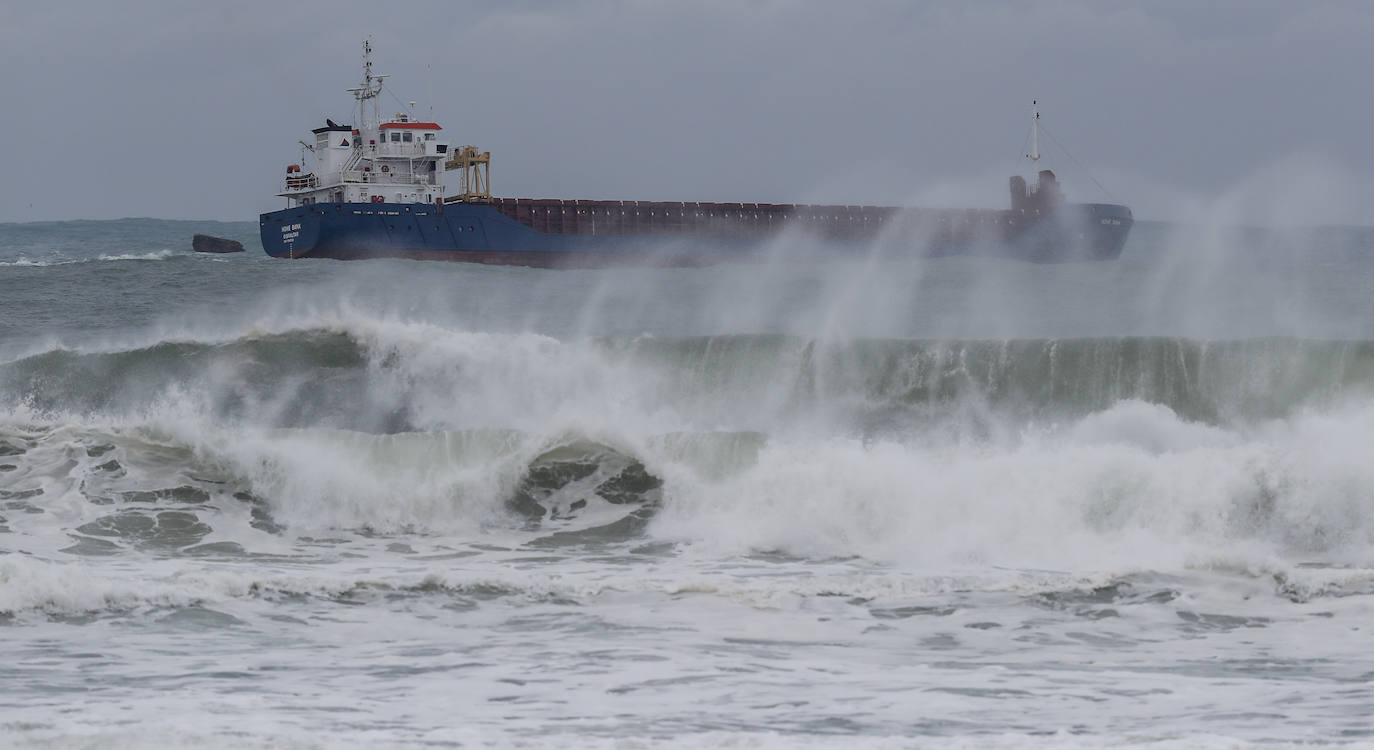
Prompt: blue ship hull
<box><xmin>259</xmin><ymin>200</ymin><xmax>1133</xmax><ymax>265</ymax></box>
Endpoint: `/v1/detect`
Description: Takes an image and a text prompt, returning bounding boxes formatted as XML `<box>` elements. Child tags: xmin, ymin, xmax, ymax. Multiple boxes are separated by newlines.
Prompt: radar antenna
<box><xmin>346</xmin><ymin>38</ymin><xmax>389</xmax><ymax>130</ymax></box>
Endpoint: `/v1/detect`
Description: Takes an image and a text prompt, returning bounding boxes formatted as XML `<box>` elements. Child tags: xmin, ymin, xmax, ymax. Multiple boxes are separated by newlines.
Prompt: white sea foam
<box><xmin>10</xmin><ymin>401</ymin><xmax>1374</xmax><ymax>605</ymax></box>
<box><xmin>2</xmin><ymin>729</ymin><xmax>1358</xmax><ymax>750</ymax></box>
<box><xmin>0</xmin><ymin>556</ymin><xmax>206</xmax><ymax>616</ymax></box>
<box><xmin>648</xmin><ymin>398</ymin><xmax>1374</xmax><ymax>572</ymax></box>
<box><xmin>95</xmin><ymin>249</ymin><xmax>177</xmax><ymax>262</ymax></box>
<box><xmin>8</xmin><ymin>315</ymin><xmax>1374</xmax><ymax>578</ymax></box>
<box><xmin>0</xmin><ymin>548</ymin><xmax>1136</xmax><ymax>620</ymax></box>
<box><xmin>0</xmin><ymin>250</ymin><xmax>177</xmax><ymax>267</ymax></box>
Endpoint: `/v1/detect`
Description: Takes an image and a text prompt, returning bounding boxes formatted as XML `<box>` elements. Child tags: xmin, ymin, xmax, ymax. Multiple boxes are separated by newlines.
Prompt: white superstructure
<box><xmin>279</xmin><ymin>40</ymin><xmax>451</xmax><ymax>207</ymax></box>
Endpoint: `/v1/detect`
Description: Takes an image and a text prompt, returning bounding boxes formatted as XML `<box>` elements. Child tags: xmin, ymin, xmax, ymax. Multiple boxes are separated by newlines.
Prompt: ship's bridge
<box><xmin>370</xmin><ymin>117</ymin><xmax>449</xmax><ymax>160</ymax></box>
<box><xmin>276</xmin><ymin>44</ymin><xmax>458</xmax><ymax>207</ymax></box>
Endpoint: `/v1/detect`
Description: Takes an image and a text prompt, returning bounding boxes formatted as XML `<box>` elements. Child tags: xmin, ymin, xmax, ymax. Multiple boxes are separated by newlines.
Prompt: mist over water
<box><xmin>3</xmin><ymin>215</ymin><xmax>1374</xmax><ymax>748</ymax></box>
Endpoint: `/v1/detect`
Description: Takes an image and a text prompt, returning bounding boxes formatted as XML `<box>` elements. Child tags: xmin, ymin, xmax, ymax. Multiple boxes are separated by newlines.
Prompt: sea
<box><xmin>2</xmin><ymin>217</ymin><xmax>1374</xmax><ymax>749</ymax></box>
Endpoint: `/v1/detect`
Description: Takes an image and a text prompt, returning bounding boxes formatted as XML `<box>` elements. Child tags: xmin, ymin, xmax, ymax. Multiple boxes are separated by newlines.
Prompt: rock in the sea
<box><xmin>192</xmin><ymin>234</ymin><xmax>245</xmax><ymax>254</ymax></box>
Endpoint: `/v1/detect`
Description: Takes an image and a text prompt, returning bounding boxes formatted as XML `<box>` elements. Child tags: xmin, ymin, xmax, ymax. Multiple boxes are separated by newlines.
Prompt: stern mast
<box><xmin>1010</xmin><ymin>100</ymin><xmax>1060</xmax><ymax>212</ymax></box>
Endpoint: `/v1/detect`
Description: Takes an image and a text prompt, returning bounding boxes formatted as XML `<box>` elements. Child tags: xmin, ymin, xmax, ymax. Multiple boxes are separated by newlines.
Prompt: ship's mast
<box><xmin>347</xmin><ymin>39</ymin><xmax>389</xmax><ymax>130</ymax></box>
<box><xmin>1028</xmin><ymin>100</ymin><xmax>1040</xmax><ymax>172</ymax></box>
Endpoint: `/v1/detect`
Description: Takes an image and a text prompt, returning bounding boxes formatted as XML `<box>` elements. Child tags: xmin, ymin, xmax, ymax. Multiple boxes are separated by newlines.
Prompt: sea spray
<box><xmin>4</xmin><ymin>217</ymin><xmax>1374</xmax><ymax>746</ymax></box>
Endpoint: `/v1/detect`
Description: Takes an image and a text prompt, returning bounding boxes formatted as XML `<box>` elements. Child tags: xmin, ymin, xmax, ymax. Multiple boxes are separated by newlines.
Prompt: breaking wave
<box><xmin>3</xmin><ymin>324</ymin><xmax>1373</xmax><ymax>431</ymax></box>
<box><xmin>0</xmin><ymin>250</ymin><xmax>180</xmax><ymax>267</ymax></box>
<box><xmin>4</xmin><ymin>318</ymin><xmax>1374</xmax><ymax>581</ymax></box>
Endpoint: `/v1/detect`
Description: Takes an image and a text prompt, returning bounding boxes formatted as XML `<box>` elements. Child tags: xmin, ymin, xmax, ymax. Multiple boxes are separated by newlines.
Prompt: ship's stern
<box><xmin>260</xmin><ymin>207</ymin><xmax>324</xmax><ymax>258</ymax></box>
<box><xmin>1077</xmin><ymin>202</ymin><xmax>1134</xmax><ymax>260</ymax></box>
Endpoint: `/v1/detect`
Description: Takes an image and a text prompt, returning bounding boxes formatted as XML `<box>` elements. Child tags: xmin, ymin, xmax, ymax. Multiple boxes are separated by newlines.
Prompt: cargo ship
<box><xmin>260</xmin><ymin>43</ymin><xmax>1132</xmax><ymax>265</ymax></box>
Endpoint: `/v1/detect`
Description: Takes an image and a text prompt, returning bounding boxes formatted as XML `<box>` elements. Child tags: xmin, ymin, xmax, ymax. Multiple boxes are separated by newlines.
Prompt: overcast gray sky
<box><xmin>3</xmin><ymin>1</ymin><xmax>1370</xmax><ymax>225</ymax></box>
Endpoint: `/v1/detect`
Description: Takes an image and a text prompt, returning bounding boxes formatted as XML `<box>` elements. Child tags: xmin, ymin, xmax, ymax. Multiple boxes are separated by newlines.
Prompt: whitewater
<box><xmin>2</xmin><ymin>218</ymin><xmax>1374</xmax><ymax>748</ymax></box>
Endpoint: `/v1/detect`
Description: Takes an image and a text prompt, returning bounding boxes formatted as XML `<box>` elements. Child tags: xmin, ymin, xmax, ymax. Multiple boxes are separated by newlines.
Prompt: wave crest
<box><xmin>4</xmin><ymin>327</ymin><xmax>1374</xmax><ymax>432</ymax></box>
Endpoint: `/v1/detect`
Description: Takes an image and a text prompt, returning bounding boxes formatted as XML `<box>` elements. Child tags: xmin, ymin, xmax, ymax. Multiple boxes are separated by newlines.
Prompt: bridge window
<box><xmin>424</xmin><ymin>133</ymin><xmax>435</xmax><ymax>141</ymax></box>
<box><xmin>390</xmin><ymin>132</ymin><xmax>401</xmax><ymax>142</ymax></box>
<box><xmin>403</xmin><ymin>132</ymin><xmax>413</xmax><ymax>142</ymax></box>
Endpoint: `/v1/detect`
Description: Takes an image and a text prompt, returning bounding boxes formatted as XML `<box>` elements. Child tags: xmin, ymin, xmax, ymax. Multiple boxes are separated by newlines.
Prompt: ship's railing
<box><xmin>368</xmin><ymin>143</ymin><xmax>440</xmax><ymax>159</ymax></box>
<box><xmin>284</xmin><ymin>174</ymin><xmax>318</xmax><ymax>190</ymax></box>
<box><xmin>342</xmin><ymin>172</ymin><xmax>440</xmax><ymax>186</ymax></box>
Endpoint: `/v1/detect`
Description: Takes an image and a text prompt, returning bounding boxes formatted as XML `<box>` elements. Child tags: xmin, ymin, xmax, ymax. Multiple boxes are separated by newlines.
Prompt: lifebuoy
<box><xmin>381</xmin><ymin>165</ymin><xmax>390</xmax><ymax>173</ymax></box>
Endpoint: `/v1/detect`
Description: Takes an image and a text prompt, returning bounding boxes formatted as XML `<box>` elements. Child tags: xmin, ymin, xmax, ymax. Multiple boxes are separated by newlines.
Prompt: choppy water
<box><xmin>3</xmin><ymin>218</ymin><xmax>1374</xmax><ymax>748</ymax></box>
